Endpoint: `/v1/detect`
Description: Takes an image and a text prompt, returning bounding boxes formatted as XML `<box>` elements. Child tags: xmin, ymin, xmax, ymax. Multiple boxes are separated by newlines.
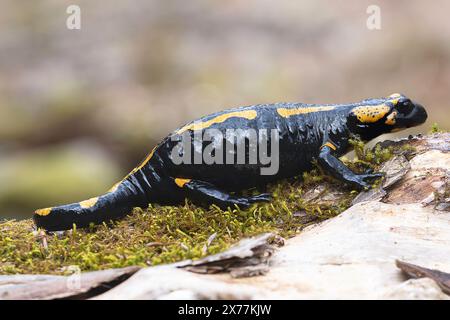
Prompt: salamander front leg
<box><xmin>173</xmin><ymin>178</ymin><xmax>271</xmax><ymax>209</ymax></box>
<box><xmin>318</xmin><ymin>145</ymin><xmax>384</xmax><ymax>190</ymax></box>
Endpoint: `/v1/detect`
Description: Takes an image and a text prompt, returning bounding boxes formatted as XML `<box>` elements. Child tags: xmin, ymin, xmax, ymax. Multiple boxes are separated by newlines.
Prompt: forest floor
<box><xmin>0</xmin><ymin>129</ymin><xmax>442</xmax><ymax>275</ymax></box>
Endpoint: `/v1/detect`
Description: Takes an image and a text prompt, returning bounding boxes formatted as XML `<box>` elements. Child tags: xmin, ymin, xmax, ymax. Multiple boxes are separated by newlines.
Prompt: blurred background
<box><xmin>0</xmin><ymin>0</ymin><xmax>449</xmax><ymax>219</ymax></box>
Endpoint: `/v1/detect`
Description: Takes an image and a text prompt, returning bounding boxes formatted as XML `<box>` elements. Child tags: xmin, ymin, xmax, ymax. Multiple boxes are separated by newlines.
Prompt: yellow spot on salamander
<box><xmin>321</xmin><ymin>142</ymin><xmax>337</xmax><ymax>151</ymax></box>
<box><xmin>175</xmin><ymin>178</ymin><xmax>191</xmax><ymax>188</ymax></box>
<box><xmin>135</xmin><ymin>146</ymin><xmax>157</xmax><ymax>171</ymax></box>
<box><xmin>35</xmin><ymin>207</ymin><xmax>52</xmax><ymax>216</ymax></box>
<box><xmin>79</xmin><ymin>197</ymin><xmax>99</xmax><ymax>209</ymax></box>
<box><xmin>108</xmin><ymin>146</ymin><xmax>158</xmax><ymax>193</ymax></box>
<box><xmin>388</xmin><ymin>93</ymin><xmax>402</xmax><ymax>106</ymax></box>
<box><xmin>351</xmin><ymin>104</ymin><xmax>390</xmax><ymax>123</ymax></box>
<box><xmin>276</xmin><ymin>106</ymin><xmax>336</xmax><ymax>118</ymax></box>
<box><xmin>108</xmin><ymin>182</ymin><xmax>120</xmax><ymax>193</ymax></box>
<box><xmin>176</xmin><ymin>110</ymin><xmax>258</xmax><ymax>134</ymax></box>
<box><xmin>385</xmin><ymin>111</ymin><xmax>398</xmax><ymax>125</ymax></box>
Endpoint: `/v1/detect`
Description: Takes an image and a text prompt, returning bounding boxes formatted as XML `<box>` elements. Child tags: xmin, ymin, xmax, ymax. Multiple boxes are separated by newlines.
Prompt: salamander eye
<box><xmin>396</xmin><ymin>99</ymin><xmax>413</xmax><ymax>114</ymax></box>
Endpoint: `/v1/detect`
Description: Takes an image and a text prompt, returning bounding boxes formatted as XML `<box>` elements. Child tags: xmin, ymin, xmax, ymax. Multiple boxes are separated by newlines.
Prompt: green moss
<box><xmin>0</xmin><ymin>174</ymin><xmax>358</xmax><ymax>275</ymax></box>
<box><xmin>348</xmin><ymin>137</ymin><xmax>394</xmax><ymax>173</ymax></box>
<box><xmin>0</xmin><ymin>139</ymin><xmax>404</xmax><ymax>275</ymax></box>
<box><xmin>429</xmin><ymin>123</ymin><xmax>443</xmax><ymax>134</ymax></box>
<box><xmin>302</xmin><ymin>168</ymin><xmax>325</xmax><ymax>186</ymax></box>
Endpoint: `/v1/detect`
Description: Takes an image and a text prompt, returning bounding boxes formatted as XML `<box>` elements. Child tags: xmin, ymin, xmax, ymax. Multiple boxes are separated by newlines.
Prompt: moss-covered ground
<box><xmin>0</xmin><ymin>137</ymin><xmax>408</xmax><ymax>275</ymax></box>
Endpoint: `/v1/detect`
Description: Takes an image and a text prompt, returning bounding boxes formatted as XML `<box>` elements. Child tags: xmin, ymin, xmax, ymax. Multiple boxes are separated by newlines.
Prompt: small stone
<box><xmin>380</xmin><ymin>155</ymin><xmax>411</xmax><ymax>189</ymax></box>
<box><xmin>230</xmin><ymin>265</ymin><xmax>269</xmax><ymax>278</ymax></box>
<box><xmin>435</xmin><ymin>202</ymin><xmax>450</xmax><ymax>212</ymax></box>
<box><xmin>352</xmin><ymin>187</ymin><xmax>387</xmax><ymax>205</ymax></box>
<box><xmin>293</xmin><ymin>211</ymin><xmax>318</xmax><ymax>224</ymax></box>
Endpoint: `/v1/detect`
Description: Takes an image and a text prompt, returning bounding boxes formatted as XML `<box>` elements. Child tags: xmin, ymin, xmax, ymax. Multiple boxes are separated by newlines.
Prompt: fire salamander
<box><xmin>34</xmin><ymin>93</ymin><xmax>427</xmax><ymax>231</ymax></box>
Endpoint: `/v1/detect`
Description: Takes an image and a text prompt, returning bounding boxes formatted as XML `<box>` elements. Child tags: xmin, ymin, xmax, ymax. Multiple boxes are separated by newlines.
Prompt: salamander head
<box><xmin>347</xmin><ymin>93</ymin><xmax>428</xmax><ymax>140</ymax></box>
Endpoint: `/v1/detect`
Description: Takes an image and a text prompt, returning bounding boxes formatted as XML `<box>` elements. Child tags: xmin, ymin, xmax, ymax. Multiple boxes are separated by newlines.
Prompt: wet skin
<box><xmin>34</xmin><ymin>93</ymin><xmax>427</xmax><ymax>231</ymax></box>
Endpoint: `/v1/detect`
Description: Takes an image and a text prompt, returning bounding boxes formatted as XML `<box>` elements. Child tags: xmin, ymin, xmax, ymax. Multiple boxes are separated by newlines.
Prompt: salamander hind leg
<box><xmin>173</xmin><ymin>178</ymin><xmax>271</xmax><ymax>210</ymax></box>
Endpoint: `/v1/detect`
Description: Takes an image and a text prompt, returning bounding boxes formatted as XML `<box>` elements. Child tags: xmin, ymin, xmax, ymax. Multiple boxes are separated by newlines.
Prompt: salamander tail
<box><xmin>33</xmin><ymin>182</ymin><xmax>141</xmax><ymax>231</ymax></box>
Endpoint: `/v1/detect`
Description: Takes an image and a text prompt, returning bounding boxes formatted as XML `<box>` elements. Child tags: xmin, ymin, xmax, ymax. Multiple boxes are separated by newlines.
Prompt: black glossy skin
<box><xmin>34</xmin><ymin>93</ymin><xmax>428</xmax><ymax>231</ymax></box>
